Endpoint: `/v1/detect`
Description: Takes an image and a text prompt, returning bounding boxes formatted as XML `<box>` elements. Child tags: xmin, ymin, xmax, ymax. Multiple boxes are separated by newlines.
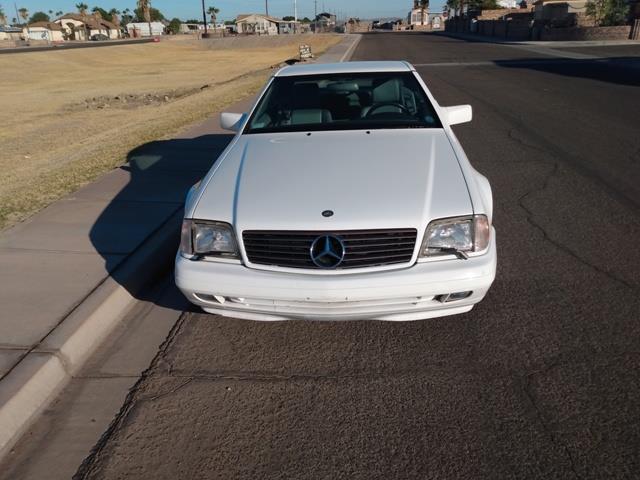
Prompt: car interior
<box><xmin>247</xmin><ymin>73</ymin><xmax>441</xmax><ymax>132</ymax></box>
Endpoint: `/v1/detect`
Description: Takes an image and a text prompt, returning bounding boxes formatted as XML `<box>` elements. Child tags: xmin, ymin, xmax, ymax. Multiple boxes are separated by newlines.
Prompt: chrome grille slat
<box><xmin>243</xmin><ymin>229</ymin><xmax>417</xmax><ymax>270</ymax></box>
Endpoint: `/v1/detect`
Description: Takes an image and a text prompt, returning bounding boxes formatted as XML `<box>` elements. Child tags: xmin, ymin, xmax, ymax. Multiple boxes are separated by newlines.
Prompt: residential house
<box><xmin>0</xmin><ymin>25</ymin><xmax>23</xmax><ymax>41</ymax></box>
<box><xmin>23</xmin><ymin>21</ymin><xmax>65</xmax><ymax>42</ymax></box>
<box><xmin>533</xmin><ymin>0</ymin><xmax>590</xmax><ymax>25</ymax></box>
<box><xmin>126</xmin><ymin>22</ymin><xmax>165</xmax><ymax>37</ymax></box>
<box><xmin>313</xmin><ymin>12</ymin><xmax>337</xmax><ymax>32</ymax></box>
<box><xmin>236</xmin><ymin>14</ymin><xmax>280</xmax><ymax>35</ymax></box>
<box><xmin>277</xmin><ymin>20</ymin><xmax>300</xmax><ymax>34</ymax></box>
<box><xmin>408</xmin><ymin>1</ymin><xmax>429</xmax><ymax>26</ymax></box>
<box><xmin>179</xmin><ymin>22</ymin><xmax>224</xmax><ymax>34</ymax></box>
<box><xmin>55</xmin><ymin>13</ymin><xmax>120</xmax><ymax>40</ymax></box>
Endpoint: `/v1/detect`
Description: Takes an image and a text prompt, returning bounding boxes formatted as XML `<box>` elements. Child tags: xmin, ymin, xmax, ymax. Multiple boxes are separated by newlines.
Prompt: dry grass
<box><xmin>0</xmin><ymin>34</ymin><xmax>341</xmax><ymax>229</ymax></box>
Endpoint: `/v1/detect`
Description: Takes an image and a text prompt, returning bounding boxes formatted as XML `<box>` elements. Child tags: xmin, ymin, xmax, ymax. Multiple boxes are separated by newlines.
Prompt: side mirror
<box><xmin>442</xmin><ymin>105</ymin><xmax>472</xmax><ymax>126</ymax></box>
<box><xmin>220</xmin><ymin>112</ymin><xmax>246</xmax><ymax>132</ymax></box>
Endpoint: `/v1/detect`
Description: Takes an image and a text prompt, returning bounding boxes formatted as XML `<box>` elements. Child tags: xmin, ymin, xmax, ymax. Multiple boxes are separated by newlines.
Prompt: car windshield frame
<box><xmin>244</xmin><ymin>71</ymin><xmax>442</xmax><ymax>135</ymax></box>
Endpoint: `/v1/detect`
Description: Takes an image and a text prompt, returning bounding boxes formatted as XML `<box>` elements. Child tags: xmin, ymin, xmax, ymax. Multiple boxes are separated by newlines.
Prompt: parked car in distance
<box><xmin>90</xmin><ymin>33</ymin><xmax>109</xmax><ymax>41</ymax></box>
<box><xmin>175</xmin><ymin>61</ymin><xmax>497</xmax><ymax>321</ymax></box>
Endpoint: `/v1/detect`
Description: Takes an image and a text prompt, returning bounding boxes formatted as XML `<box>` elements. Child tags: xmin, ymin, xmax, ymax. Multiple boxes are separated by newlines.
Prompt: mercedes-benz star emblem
<box><xmin>310</xmin><ymin>235</ymin><xmax>346</xmax><ymax>269</ymax></box>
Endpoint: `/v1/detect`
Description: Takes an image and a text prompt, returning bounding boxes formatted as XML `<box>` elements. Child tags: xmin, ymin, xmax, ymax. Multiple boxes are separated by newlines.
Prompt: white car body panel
<box><xmin>177</xmin><ymin>61</ymin><xmax>497</xmax><ymax>321</ymax></box>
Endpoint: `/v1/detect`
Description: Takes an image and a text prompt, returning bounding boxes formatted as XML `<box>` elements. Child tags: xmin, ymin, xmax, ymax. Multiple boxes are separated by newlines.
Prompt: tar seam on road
<box><xmin>72</xmin><ymin>310</ymin><xmax>189</xmax><ymax>480</ymax></box>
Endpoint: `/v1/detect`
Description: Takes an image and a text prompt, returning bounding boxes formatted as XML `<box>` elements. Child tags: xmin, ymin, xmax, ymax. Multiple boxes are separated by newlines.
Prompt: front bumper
<box><xmin>175</xmin><ymin>229</ymin><xmax>497</xmax><ymax>321</ymax></box>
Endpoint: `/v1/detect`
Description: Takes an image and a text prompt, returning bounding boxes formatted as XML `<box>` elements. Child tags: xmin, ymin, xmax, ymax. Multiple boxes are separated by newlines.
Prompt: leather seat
<box><xmin>361</xmin><ymin>78</ymin><xmax>404</xmax><ymax>117</ymax></box>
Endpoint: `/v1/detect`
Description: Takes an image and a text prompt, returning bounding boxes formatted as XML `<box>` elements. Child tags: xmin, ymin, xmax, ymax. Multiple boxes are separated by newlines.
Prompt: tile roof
<box><xmin>27</xmin><ymin>21</ymin><xmax>63</xmax><ymax>31</ymax></box>
<box><xmin>236</xmin><ymin>13</ymin><xmax>281</xmax><ymax>23</ymax></box>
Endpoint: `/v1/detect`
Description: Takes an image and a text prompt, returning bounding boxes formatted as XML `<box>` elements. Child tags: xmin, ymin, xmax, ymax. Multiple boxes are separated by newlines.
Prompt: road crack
<box><xmin>521</xmin><ymin>368</ymin><xmax>584</xmax><ymax>480</ymax></box>
<box><xmin>517</xmin><ymin>161</ymin><xmax>634</xmax><ymax>290</ymax></box>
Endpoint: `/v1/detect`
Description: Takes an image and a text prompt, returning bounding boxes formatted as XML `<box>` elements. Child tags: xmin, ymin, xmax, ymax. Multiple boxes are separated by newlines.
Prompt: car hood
<box><xmin>192</xmin><ymin>129</ymin><xmax>472</xmax><ymax>233</ymax></box>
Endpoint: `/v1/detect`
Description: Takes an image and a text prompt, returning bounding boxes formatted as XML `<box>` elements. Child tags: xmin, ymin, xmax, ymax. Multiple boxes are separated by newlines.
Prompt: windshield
<box><xmin>245</xmin><ymin>72</ymin><xmax>442</xmax><ymax>134</ymax></box>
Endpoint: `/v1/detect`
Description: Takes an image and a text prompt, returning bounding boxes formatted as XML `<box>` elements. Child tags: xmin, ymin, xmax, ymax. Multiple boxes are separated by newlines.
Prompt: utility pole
<box><xmin>294</xmin><ymin>0</ymin><xmax>297</xmax><ymax>33</ymax></box>
<box><xmin>201</xmin><ymin>0</ymin><xmax>208</xmax><ymax>37</ymax></box>
<box><xmin>314</xmin><ymin>0</ymin><xmax>317</xmax><ymax>33</ymax></box>
<box><xmin>265</xmin><ymin>0</ymin><xmax>269</xmax><ymax>16</ymax></box>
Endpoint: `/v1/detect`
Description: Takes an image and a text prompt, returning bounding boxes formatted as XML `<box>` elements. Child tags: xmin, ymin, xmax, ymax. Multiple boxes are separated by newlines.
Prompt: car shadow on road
<box><xmin>88</xmin><ymin>133</ymin><xmax>234</xmax><ymax>310</ymax></box>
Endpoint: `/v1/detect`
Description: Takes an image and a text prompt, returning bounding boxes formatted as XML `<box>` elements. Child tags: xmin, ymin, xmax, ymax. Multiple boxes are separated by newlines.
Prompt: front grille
<box><xmin>242</xmin><ymin>229</ymin><xmax>417</xmax><ymax>270</ymax></box>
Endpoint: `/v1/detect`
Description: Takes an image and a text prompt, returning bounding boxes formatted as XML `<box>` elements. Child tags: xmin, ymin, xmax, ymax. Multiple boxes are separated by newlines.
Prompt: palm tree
<box><xmin>109</xmin><ymin>8</ymin><xmax>121</xmax><ymax>38</ymax></box>
<box><xmin>121</xmin><ymin>7</ymin><xmax>131</xmax><ymax>24</ymax></box>
<box><xmin>18</xmin><ymin>6</ymin><xmax>28</xmax><ymax>36</ymax></box>
<box><xmin>56</xmin><ymin>10</ymin><xmax>63</xmax><ymax>17</ymax></box>
<box><xmin>75</xmin><ymin>4</ymin><xmax>89</xmax><ymax>40</ymax></box>
<box><xmin>419</xmin><ymin>0</ymin><xmax>429</xmax><ymax>25</ymax></box>
<box><xmin>109</xmin><ymin>8</ymin><xmax>120</xmax><ymax>26</ymax></box>
<box><xmin>207</xmin><ymin>6</ymin><xmax>219</xmax><ymax>31</ymax></box>
<box><xmin>136</xmin><ymin>0</ymin><xmax>152</xmax><ymax>36</ymax></box>
<box><xmin>18</xmin><ymin>7</ymin><xmax>28</xmax><ymax>24</ymax></box>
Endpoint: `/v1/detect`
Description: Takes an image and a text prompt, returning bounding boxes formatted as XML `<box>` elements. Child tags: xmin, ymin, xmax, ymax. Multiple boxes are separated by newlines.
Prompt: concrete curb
<box><xmin>341</xmin><ymin>34</ymin><xmax>362</xmax><ymax>62</ymax></box>
<box><xmin>0</xmin><ymin>209</ymin><xmax>182</xmax><ymax>459</ymax></box>
<box><xmin>0</xmin><ymin>36</ymin><xmax>358</xmax><ymax>461</ymax></box>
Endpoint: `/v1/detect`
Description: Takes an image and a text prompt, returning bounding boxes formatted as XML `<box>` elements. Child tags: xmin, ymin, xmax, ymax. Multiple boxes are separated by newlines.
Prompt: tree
<box><xmin>419</xmin><ymin>0</ymin><xmax>429</xmax><ymax>25</ymax></box>
<box><xmin>283</xmin><ymin>15</ymin><xmax>295</xmax><ymax>21</ymax></box>
<box><xmin>207</xmin><ymin>6</ymin><xmax>219</xmax><ymax>30</ymax></box>
<box><xmin>586</xmin><ymin>0</ymin><xmax>629</xmax><ymax>25</ymax></box>
<box><xmin>18</xmin><ymin>7</ymin><xmax>28</xmax><ymax>25</ymax></box>
<box><xmin>168</xmin><ymin>17</ymin><xmax>181</xmax><ymax>34</ymax></box>
<box><xmin>55</xmin><ymin>11</ymin><xmax>63</xmax><ymax>17</ymax></box>
<box><xmin>75</xmin><ymin>3</ymin><xmax>90</xmax><ymax>40</ymax></box>
<box><xmin>75</xmin><ymin>3</ymin><xmax>88</xmax><ymax>15</ymax></box>
<box><xmin>91</xmin><ymin>7</ymin><xmax>112</xmax><ymax>22</ymax></box>
<box><xmin>0</xmin><ymin>4</ymin><xmax>6</xmax><ymax>25</ymax></box>
<box><xmin>133</xmin><ymin>6</ymin><xmax>164</xmax><ymax>22</ymax></box>
<box><xmin>301</xmin><ymin>16</ymin><xmax>312</xmax><ymax>23</ymax></box>
<box><xmin>28</xmin><ymin>11</ymin><xmax>50</xmax><ymax>23</ymax></box>
<box><xmin>121</xmin><ymin>8</ymin><xmax>132</xmax><ymax>25</ymax></box>
<box><xmin>109</xmin><ymin>8</ymin><xmax>121</xmax><ymax>27</ymax></box>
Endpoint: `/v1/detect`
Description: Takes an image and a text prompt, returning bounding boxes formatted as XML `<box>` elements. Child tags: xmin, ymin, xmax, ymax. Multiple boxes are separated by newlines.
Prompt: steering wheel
<box><xmin>365</xmin><ymin>102</ymin><xmax>411</xmax><ymax>117</ymax></box>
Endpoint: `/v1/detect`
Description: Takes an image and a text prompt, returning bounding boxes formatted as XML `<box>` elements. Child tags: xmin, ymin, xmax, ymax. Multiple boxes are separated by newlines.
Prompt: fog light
<box><xmin>194</xmin><ymin>293</ymin><xmax>226</xmax><ymax>304</ymax></box>
<box><xmin>435</xmin><ymin>291</ymin><xmax>473</xmax><ymax>303</ymax></box>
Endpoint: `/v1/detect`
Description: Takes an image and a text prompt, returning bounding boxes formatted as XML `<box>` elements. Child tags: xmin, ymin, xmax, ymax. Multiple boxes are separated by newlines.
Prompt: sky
<box><xmin>4</xmin><ymin>0</ymin><xmax>446</xmax><ymax>22</ymax></box>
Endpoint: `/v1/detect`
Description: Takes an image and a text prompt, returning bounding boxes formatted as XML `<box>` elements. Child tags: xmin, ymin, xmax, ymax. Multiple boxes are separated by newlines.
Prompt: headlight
<box><xmin>420</xmin><ymin>215</ymin><xmax>490</xmax><ymax>257</ymax></box>
<box><xmin>180</xmin><ymin>220</ymin><xmax>238</xmax><ymax>258</ymax></box>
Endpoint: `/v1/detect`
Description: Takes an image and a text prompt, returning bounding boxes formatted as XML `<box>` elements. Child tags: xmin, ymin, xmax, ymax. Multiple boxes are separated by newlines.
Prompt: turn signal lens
<box><xmin>180</xmin><ymin>219</ymin><xmax>194</xmax><ymax>257</ymax></box>
<box><xmin>473</xmin><ymin>215</ymin><xmax>490</xmax><ymax>252</ymax></box>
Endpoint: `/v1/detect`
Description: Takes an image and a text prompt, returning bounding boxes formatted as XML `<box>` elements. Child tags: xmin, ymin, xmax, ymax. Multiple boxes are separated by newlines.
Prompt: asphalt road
<box><xmin>0</xmin><ymin>38</ymin><xmax>155</xmax><ymax>55</ymax></box>
<box><xmin>71</xmin><ymin>33</ymin><xmax>640</xmax><ymax>479</ymax></box>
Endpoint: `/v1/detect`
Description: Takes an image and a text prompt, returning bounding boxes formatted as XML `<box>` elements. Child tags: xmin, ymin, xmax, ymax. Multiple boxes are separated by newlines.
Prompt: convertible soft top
<box><xmin>275</xmin><ymin>61</ymin><xmax>415</xmax><ymax>77</ymax></box>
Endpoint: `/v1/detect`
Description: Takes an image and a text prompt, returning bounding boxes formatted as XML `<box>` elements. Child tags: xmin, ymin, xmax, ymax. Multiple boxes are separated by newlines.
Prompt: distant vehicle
<box><xmin>90</xmin><ymin>34</ymin><xmax>109</xmax><ymax>41</ymax></box>
<box><xmin>175</xmin><ymin>61</ymin><xmax>496</xmax><ymax>321</ymax></box>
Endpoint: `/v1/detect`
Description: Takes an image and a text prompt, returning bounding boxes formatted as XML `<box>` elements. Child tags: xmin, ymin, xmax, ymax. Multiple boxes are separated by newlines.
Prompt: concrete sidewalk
<box><xmin>0</xmin><ymin>33</ymin><xmax>360</xmax><ymax>460</ymax></box>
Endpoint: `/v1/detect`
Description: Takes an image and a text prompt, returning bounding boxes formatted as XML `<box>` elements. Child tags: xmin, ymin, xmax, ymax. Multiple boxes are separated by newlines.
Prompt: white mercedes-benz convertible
<box><xmin>175</xmin><ymin>61</ymin><xmax>496</xmax><ymax>321</ymax></box>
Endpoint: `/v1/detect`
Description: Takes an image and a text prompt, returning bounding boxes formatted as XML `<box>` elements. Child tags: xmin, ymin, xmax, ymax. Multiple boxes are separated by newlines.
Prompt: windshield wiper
<box><xmin>433</xmin><ymin>248</ymin><xmax>469</xmax><ymax>260</ymax></box>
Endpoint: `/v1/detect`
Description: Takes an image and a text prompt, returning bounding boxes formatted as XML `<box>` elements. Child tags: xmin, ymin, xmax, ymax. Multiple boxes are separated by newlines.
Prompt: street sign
<box><xmin>299</xmin><ymin>44</ymin><xmax>313</xmax><ymax>60</ymax></box>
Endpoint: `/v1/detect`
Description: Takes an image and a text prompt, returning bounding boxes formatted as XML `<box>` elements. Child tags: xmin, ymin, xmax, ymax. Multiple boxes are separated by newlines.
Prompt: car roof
<box><xmin>274</xmin><ymin>61</ymin><xmax>415</xmax><ymax>77</ymax></box>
